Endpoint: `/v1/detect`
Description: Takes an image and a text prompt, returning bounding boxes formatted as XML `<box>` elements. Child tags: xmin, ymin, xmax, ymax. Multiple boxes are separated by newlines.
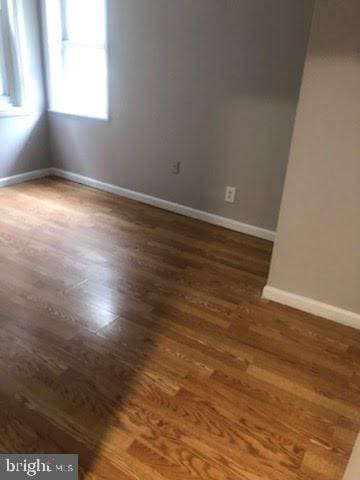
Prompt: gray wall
<box><xmin>49</xmin><ymin>0</ymin><xmax>314</xmax><ymax>231</ymax></box>
<box><xmin>267</xmin><ymin>0</ymin><xmax>360</xmax><ymax>314</ymax></box>
<box><xmin>0</xmin><ymin>0</ymin><xmax>49</xmax><ymax>178</ymax></box>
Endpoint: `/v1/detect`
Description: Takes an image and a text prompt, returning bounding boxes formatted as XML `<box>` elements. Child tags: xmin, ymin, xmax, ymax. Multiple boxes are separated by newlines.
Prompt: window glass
<box><xmin>63</xmin><ymin>0</ymin><xmax>105</xmax><ymax>46</ymax></box>
<box><xmin>44</xmin><ymin>0</ymin><xmax>108</xmax><ymax>119</ymax></box>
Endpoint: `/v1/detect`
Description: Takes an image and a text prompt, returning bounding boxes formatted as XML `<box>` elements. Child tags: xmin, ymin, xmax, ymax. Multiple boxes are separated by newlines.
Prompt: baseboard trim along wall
<box><xmin>50</xmin><ymin>168</ymin><xmax>276</xmax><ymax>241</ymax></box>
<box><xmin>0</xmin><ymin>168</ymin><xmax>52</xmax><ymax>188</ymax></box>
<box><xmin>263</xmin><ymin>285</ymin><xmax>360</xmax><ymax>330</ymax></box>
<box><xmin>0</xmin><ymin>167</ymin><xmax>275</xmax><ymax>241</ymax></box>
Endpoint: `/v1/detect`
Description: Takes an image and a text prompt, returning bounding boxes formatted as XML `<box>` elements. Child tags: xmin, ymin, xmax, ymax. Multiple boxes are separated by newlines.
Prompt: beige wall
<box><xmin>0</xmin><ymin>0</ymin><xmax>49</xmax><ymax>178</ymax></box>
<box><xmin>267</xmin><ymin>0</ymin><xmax>360</xmax><ymax>314</ymax></box>
<box><xmin>49</xmin><ymin>0</ymin><xmax>314</xmax><ymax>231</ymax></box>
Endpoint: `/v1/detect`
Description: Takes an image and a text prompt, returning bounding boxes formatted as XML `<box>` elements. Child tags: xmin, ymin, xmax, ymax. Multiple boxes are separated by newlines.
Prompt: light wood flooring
<box><xmin>0</xmin><ymin>177</ymin><xmax>359</xmax><ymax>480</ymax></box>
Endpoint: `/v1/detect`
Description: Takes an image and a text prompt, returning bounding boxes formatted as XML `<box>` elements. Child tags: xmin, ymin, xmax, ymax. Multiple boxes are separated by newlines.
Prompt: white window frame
<box><xmin>0</xmin><ymin>0</ymin><xmax>27</xmax><ymax>116</ymax></box>
<box><xmin>42</xmin><ymin>0</ymin><xmax>109</xmax><ymax>120</ymax></box>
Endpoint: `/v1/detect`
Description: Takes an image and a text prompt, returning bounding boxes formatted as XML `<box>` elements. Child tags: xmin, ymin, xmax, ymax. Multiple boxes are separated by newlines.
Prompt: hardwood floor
<box><xmin>0</xmin><ymin>176</ymin><xmax>359</xmax><ymax>480</ymax></box>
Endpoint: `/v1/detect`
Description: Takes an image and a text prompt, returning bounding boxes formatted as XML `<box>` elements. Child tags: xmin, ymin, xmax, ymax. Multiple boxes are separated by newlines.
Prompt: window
<box><xmin>43</xmin><ymin>0</ymin><xmax>108</xmax><ymax>119</ymax></box>
<box><xmin>0</xmin><ymin>0</ymin><xmax>25</xmax><ymax>112</ymax></box>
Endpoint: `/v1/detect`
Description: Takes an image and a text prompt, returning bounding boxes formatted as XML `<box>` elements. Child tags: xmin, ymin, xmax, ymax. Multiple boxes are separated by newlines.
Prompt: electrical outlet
<box><xmin>225</xmin><ymin>186</ymin><xmax>236</xmax><ymax>203</ymax></box>
<box><xmin>171</xmin><ymin>161</ymin><xmax>180</xmax><ymax>175</ymax></box>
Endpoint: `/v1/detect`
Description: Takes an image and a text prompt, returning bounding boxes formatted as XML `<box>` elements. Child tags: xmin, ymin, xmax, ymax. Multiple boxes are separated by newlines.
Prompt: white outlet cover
<box><xmin>225</xmin><ymin>187</ymin><xmax>236</xmax><ymax>203</ymax></box>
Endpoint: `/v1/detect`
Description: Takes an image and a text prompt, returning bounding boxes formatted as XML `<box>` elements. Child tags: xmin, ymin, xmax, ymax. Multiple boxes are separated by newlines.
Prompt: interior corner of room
<box><xmin>1</xmin><ymin>0</ymin><xmax>359</xmax><ymax>327</ymax></box>
<box><xmin>0</xmin><ymin>0</ymin><xmax>359</xmax><ymax>338</ymax></box>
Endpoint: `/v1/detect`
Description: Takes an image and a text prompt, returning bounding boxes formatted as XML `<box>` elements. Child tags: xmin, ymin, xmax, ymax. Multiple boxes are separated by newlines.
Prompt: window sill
<box><xmin>48</xmin><ymin>109</ymin><xmax>109</xmax><ymax>121</ymax></box>
<box><xmin>0</xmin><ymin>107</ymin><xmax>32</xmax><ymax>118</ymax></box>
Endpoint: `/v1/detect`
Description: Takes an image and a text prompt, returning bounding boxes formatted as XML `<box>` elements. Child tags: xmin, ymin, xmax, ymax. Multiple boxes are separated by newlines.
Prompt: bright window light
<box><xmin>43</xmin><ymin>0</ymin><xmax>108</xmax><ymax>119</ymax></box>
<box><xmin>0</xmin><ymin>0</ymin><xmax>26</xmax><ymax>113</ymax></box>
<box><xmin>0</xmin><ymin>22</ymin><xmax>5</xmax><ymax>97</ymax></box>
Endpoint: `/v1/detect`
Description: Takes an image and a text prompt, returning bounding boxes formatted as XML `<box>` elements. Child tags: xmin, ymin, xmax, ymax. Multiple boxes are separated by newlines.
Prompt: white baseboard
<box><xmin>0</xmin><ymin>166</ymin><xmax>275</xmax><ymax>241</ymax></box>
<box><xmin>50</xmin><ymin>168</ymin><xmax>275</xmax><ymax>241</ymax></box>
<box><xmin>0</xmin><ymin>168</ymin><xmax>52</xmax><ymax>188</ymax></box>
<box><xmin>263</xmin><ymin>285</ymin><xmax>360</xmax><ymax>330</ymax></box>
